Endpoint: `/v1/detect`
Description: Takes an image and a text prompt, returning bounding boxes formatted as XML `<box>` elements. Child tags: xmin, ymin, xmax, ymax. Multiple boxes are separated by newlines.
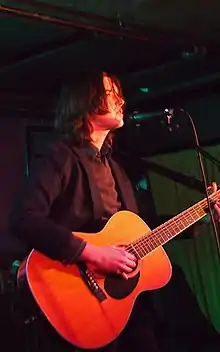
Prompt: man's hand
<box><xmin>211</xmin><ymin>182</ymin><xmax>220</xmax><ymax>222</ymax></box>
<box><xmin>79</xmin><ymin>243</ymin><xmax>137</xmax><ymax>280</ymax></box>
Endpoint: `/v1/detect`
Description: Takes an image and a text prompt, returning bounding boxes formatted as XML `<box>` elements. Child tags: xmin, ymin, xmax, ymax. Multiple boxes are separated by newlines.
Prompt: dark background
<box><xmin>1</xmin><ymin>1</ymin><xmax>220</xmax><ymax>350</ymax></box>
<box><xmin>1</xmin><ymin>0</ymin><xmax>220</xmax><ymax>262</ymax></box>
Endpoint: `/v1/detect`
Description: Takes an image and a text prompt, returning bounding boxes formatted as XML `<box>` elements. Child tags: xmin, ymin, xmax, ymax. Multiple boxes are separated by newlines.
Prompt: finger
<box><xmin>125</xmin><ymin>251</ymin><xmax>137</xmax><ymax>262</ymax></box>
<box><xmin>112</xmin><ymin>246</ymin><xmax>137</xmax><ymax>264</ymax></box>
<box><xmin>125</xmin><ymin>258</ymin><xmax>137</xmax><ymax>269</ymax></box>
<box><xmin>214</xmin><ymin>204</ymin><xmax>220</xmax><ymax>217</ymax></box>
<box><xmin>113</xmin><ymin>246</ymin><xmax>137</xmax><ymax>262</ymax></box>
<box><xmin>212</xmin><ymin>182</ymin><xmax>218</xmax><ymax>193</ymax></box>
<box><xmin>112</xmin><ymin>246</ymin><xmax>130</xmax><ymax>255</ymax></box>
<box><xmin>122</xmin><ymin>272</ymin><xmax>128</xmax><ymax>280</ymax></box>
<box><xmin>116</xmin><ymin>268</ymin><xmax>129</xmax><ymax>279</ymax></box>
<box><xmin>120</xmin><ymin>264</ymin><xmax>134</xmax><ymax>273</ymax></box>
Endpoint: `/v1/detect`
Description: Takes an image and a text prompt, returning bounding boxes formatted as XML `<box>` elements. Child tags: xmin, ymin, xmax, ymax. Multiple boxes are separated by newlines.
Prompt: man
<box><xmin>10</xmin><ymin>71</ymin><xmax>160</xmax><ymax>351</ymax></box>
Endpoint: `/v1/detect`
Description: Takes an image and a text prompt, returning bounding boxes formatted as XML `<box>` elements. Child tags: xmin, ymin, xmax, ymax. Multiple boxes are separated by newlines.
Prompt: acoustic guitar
<box><xmin>17</xmin><ymin>189</ymin><xmax>220</xmax><ymax>349</ymax></box>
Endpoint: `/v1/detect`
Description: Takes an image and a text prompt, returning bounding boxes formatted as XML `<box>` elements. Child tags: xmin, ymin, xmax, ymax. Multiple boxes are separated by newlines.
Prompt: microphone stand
<box><xmin>179</xmin><ymin>109</ymin><xmax>220</xmax><ymax>260</ymax></box>
<box><xmin>196</xmin><ymin>146</ymin><xmax>220</xmax><ymax>170</ymax></box>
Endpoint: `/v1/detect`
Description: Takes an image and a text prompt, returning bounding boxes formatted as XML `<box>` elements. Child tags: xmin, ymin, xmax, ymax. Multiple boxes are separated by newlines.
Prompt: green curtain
<box><xmin>147</xmin><ymin>145</ymin><xmax>220</xmax><ymax>332</ymax></box>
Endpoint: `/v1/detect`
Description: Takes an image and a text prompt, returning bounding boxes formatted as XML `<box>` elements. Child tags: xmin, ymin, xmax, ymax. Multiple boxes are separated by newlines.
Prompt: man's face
<box><xmin>89</xmin><ymin>74</ymin><xmax>125</xmax><ymax>131</ymax></box>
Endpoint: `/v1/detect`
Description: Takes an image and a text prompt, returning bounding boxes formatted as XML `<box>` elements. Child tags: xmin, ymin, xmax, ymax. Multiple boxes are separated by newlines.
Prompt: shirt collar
<box><xmin>85</xmin><ymin>142</ymin><xmax>112</xmax><ymax>161</ymax></box>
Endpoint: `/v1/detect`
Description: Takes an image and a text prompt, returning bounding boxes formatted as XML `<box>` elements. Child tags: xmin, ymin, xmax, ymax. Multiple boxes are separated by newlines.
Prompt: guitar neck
<box><xmin>131</xmin><ymin>190</ymin><xmax>220</xmax><ymax>259</ymax></box>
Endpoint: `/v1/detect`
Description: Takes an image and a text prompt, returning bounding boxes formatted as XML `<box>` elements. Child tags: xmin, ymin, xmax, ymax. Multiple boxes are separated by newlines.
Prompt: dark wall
<box><xmin>0</xmin><ymin>117</ymin><xmax>26</xmax><ymax>267</ymax></box>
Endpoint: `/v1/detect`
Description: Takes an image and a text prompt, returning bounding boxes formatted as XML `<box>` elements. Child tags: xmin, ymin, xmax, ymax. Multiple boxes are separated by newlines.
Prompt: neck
<box><xmin>90</xmin><ymin>130</ymin><xmax>109</xmax><ymax>150</ymax></box>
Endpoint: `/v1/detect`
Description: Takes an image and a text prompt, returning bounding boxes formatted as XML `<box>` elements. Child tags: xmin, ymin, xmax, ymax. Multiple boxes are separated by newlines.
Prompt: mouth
<box><xmin>116</xmin><ymin>108</ymin><xmax>123</xmax><ymax>116</ymax></box>
<box><xmin>116</xmin><ymin>111</ymin><xmax>123</xmax><ymax>120</ymax></box>
<box><xmin>111</xmin><ymin>105</ymin><xmax>123</xmax><ymax>113</ymax></box>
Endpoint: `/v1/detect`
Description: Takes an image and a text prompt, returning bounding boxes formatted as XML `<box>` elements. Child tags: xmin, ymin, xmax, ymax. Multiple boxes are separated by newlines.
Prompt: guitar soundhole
<box><xmin>104</xmin><ymin>272</ymin><xmax>140</xmax><ymax>299</ymax></box>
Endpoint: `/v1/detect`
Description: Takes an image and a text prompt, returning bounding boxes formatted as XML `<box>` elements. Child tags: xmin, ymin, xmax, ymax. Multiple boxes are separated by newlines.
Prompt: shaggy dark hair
<box><xmin>55</xmin><ymin>70</ymin><xmax>124</xmax><ymax>146</ymax></box>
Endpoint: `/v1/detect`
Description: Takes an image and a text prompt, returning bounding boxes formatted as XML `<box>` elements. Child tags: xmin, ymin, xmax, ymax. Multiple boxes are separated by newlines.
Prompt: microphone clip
<box><xmin>162</xmin><ymin>108</ymin><xmax>179</xmax><ymax>132</ymax></box>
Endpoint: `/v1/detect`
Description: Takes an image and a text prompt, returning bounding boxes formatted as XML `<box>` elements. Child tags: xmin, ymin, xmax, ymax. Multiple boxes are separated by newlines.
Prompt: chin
<box><xmin>118</xmin><ymin>119</ymin><xmax>124</xmax><ymax>128</ymax></box>
<box><xmin>114</xmin><ymin>118</ymin><xmax>124</xmax><ymax>129</ymax></box>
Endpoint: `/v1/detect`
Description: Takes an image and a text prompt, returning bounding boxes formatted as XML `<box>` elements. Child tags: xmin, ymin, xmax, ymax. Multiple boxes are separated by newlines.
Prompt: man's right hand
<box><xmin>79</xmin><ymin>242</ymin><xmax>137</xmax><ymax>279</ymax></box>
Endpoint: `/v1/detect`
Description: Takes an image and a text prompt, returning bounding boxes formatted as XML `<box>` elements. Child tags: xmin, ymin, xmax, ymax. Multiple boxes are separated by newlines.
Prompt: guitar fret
<box><xmin>132</xmin><ymin>190</ymin><xmax>220</xmax><ymax>258</ymax></box>
<box><xmin>158</xmin><ymin>229</ymin><xmax>166</xmax><ymax>243</ymax></box>
<box><xmin>130</xmin><ymin>244</ymin><xmax>142</xmax><ymax>259</ymax></box>
<box><xmin>136</xmin><ymin>245</ymin><xmax>146</xmax><ymax>258</ymax></box>
<box><xmin>187</xmin><ymin>210</ymin><xmax>196</xmax><ymax>222</ymax></box>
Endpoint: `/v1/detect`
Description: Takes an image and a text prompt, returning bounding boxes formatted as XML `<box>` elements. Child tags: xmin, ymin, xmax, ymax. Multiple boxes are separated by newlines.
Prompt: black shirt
<box><xmin>9</xmin><ymin>140</ymin><xmax>136</xmax><ymax>263</ymax></box>
<box><xmin>86</xmin><ymin>143</ymin><xmax>121</xmax><ymax>220</ymax></box>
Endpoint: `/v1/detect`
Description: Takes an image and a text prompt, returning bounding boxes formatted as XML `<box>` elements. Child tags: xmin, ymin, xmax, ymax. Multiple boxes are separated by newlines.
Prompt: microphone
<box><xmin>128</xmin><ymin>108</ymin><xmax>175</xmax><ymax>123</ymax></box>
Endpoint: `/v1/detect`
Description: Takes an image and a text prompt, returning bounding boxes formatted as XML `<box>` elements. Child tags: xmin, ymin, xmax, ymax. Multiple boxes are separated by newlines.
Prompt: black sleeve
<box><xmin>9</xmin><ymin>143</ymin><xmax>86</xmax><ymax>263</ymax></box>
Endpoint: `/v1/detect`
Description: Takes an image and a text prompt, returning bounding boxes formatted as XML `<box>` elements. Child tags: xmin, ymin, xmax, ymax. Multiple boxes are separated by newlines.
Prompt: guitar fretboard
<box><xmin>129</xmin><ymin>190</ymin><xmax>220</xmax><ymax>259</ymax></box>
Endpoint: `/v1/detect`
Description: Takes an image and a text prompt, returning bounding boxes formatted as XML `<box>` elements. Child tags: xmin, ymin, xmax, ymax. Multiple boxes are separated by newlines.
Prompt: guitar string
<box><xmin>126</xmin><ymin>209</ymin><xmax>201</xmax><ymax>256</ymax></box>
<box><xmin>126</xmin><ymin>206</ymin><xmax>204</xmax><ymax>258</ymax></box>
<box><xmin>126</xmin><ymin>198</ymin><xmax>211</xmax><ymax>256</ymax></box>
<box><xmin>126</xmin><ymin>206</ymin><xmax>201</xmax><ymax>252</ymax></box>
<box><xmin>126</xmin><ymin>192</ymin><xmax>220</xmax><ymax>256</ymax></box>
<box><xmin>127</xmin><ymin>205</ymin><xmax>203</xmax><ymax>252</ymax></box>
<box><xmin>126</xmin><ymin>210</ymin><xmax>202</xmax><ymax>257</ymax></box>
<box><xmin>125</xmin><ymin>191</ymin><xmax>220</xmax><ymax>257</ymax></box>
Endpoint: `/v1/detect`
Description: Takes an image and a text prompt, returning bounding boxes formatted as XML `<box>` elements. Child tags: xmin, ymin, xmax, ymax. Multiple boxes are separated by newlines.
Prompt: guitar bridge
<box><xmin>78</xmin><ymin>263</ymin><xmax>107</xmax><ymax>302</ymax></box>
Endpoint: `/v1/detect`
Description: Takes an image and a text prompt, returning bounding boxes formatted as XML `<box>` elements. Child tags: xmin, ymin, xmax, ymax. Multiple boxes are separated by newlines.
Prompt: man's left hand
<box><xmin>212</xmin><ymin>182</ymin><xmax>220</xmax><ymax>222</ymax></box>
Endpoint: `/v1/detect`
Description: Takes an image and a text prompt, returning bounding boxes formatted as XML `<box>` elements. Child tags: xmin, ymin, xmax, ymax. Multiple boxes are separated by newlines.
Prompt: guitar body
<box><xmin>18</xmin><ymin>210</ymin><xmax>172</xmax><ymax>349</ymax></box>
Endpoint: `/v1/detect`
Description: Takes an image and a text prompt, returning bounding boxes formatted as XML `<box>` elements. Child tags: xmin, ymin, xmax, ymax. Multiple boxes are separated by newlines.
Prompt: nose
<box><xmin>118</xmin><ymin>96</ymin><xmax>125</xmax><ymax>107</ymax></box>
